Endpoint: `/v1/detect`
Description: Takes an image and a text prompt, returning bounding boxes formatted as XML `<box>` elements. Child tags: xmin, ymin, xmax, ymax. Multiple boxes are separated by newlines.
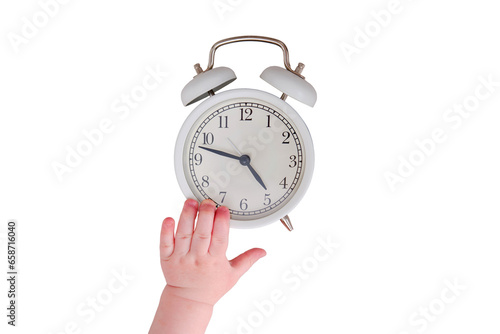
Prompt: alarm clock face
<box><xmin>175</xmin><ymin>89</ymin><xmax>314</xmax><ymax>228</ymax></box>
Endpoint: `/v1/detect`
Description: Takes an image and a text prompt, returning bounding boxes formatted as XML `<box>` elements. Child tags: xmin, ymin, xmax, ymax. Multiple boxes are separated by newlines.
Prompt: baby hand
<box><xmin>160</xmin><ymin>199</ymin><xmax>266</xmax><ymax>306</ymax></box>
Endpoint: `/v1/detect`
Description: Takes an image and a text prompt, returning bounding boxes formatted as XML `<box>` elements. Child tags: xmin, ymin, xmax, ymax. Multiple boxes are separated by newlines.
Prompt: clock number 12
<box><xmin>240</xmin><ymin>108</ymin><xmax>253</xmax><ymax>121</ymax></box>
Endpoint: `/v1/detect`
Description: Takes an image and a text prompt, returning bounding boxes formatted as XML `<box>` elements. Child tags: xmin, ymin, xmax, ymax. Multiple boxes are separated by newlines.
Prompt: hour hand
<box><xmin>198</xmin><ymin>146</ymin><xmax>240</xmax><ymax>160</ymax></box>
<box><xmin>247</xmin><ymin>163</ymin><xmax>267</xmax><ymax>190</ymax></box>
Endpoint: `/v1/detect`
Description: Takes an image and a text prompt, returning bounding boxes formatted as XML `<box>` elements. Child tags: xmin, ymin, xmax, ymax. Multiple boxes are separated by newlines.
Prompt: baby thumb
<box><xmin>230</xmin><ymin>248</ymin><xmax>266</xmax><ymax>277</ymax></box>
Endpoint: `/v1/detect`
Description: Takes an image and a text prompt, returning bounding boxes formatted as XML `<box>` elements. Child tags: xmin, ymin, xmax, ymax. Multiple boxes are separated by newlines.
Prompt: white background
<box><xmin>1</xmin><ymin>0</ymin><xmax>499</xmax><ymax>333</ymax></box>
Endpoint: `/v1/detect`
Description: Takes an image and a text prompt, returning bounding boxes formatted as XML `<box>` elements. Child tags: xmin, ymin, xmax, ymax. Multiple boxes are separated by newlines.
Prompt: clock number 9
<box><xmin>240</xmin><ymin>108</ymin><xmax>253</xmax><ymax>121</ymax></box>
<box><xmin>194</xmin><ymin>153</ymin><xmax>203</xmax><ymax>166</ymax></box>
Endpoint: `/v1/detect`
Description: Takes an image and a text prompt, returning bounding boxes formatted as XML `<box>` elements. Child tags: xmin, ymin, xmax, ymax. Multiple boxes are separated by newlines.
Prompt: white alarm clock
<box><xmin>174</xmin><ymin>36</ymin><xmax>316</xmax><ymax>231</ymax></box>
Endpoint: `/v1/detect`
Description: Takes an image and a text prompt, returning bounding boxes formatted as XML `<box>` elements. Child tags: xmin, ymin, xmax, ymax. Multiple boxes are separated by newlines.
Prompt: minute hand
<box><xmin>198</xmin><ymin>146</ymin><xmax>240</xmax><ymax>160</ymax></box>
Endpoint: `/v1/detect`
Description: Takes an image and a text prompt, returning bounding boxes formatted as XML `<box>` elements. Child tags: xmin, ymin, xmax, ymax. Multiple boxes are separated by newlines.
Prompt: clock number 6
<box><xmin>240</xmin><ymin>198</ymin><xmax>248</xmax><ymax>210</ymax></box>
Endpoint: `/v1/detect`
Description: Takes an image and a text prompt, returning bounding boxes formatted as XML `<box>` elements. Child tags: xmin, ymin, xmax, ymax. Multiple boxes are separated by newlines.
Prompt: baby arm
<box><xmin>149</xmin><ymin>199</ymin><xmax>266</xmax><ymax>334</ymax></box>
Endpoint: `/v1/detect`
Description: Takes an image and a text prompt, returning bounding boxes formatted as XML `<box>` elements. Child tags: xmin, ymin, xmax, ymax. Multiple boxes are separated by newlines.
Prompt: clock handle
<box><xmin>203</xmin><ymin>36</ymin><xmax>304</xmax><ymax>78</ymax></box>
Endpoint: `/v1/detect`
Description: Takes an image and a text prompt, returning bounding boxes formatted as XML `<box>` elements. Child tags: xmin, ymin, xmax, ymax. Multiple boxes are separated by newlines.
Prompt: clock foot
<box><xmin>280</xmin><ymin>215</ymin><xmax>293</xmax><ymax>231</ymax></box>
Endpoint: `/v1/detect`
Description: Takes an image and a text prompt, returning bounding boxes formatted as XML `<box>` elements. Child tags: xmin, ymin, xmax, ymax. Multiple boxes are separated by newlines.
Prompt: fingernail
<box><xmin>201</xmin><ymin>198</ymin><xmax>216</xmax><ymax>206</ymax></box>
<box><xmin>217</xmin><ymin>205</ymin><xmax>229</xmax><ymax>212</ymax></box>
<box><xmin>185</xmin><ymin>198</ymin><xmax>199</xmax><ymax>207</ymax></box>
